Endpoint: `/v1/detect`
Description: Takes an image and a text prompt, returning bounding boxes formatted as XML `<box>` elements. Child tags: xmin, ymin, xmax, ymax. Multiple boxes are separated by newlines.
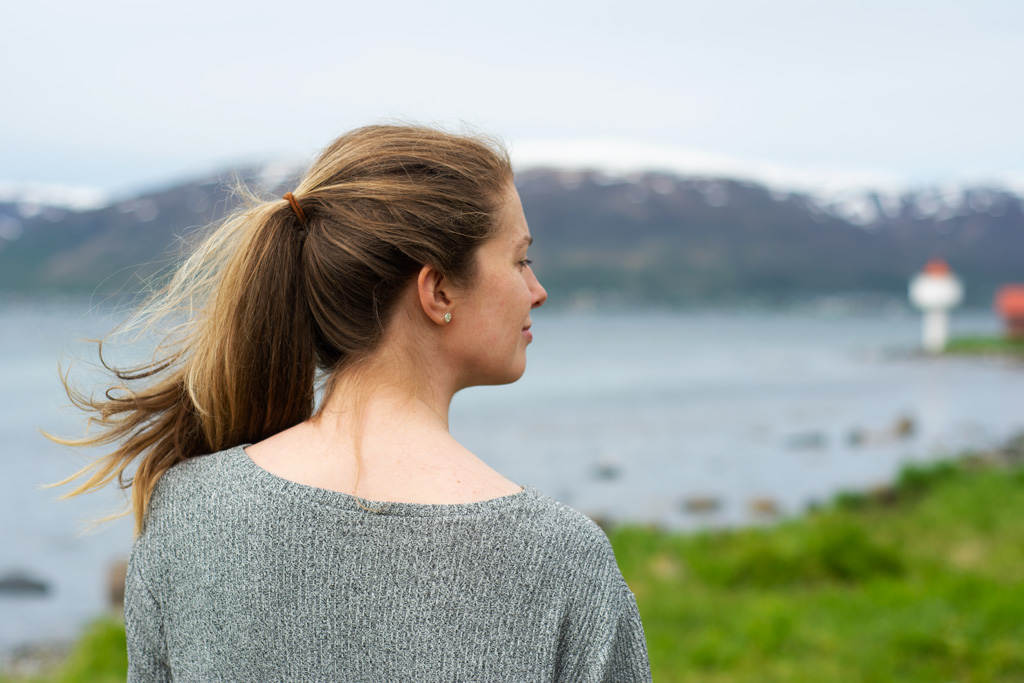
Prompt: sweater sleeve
<box><xmin>557</xmin><ymin>585</ymin><xmax>652</xmax><ymax>683</ymax></box>
<box><xmin>599</xmin><ymin>588</ymin><xmax>652</xmax><ymax>683</ymax></box>
<box><xmin>124</xmin><ymin>539</ymin><xmax>171</xmax><ymax>683</ymax></box>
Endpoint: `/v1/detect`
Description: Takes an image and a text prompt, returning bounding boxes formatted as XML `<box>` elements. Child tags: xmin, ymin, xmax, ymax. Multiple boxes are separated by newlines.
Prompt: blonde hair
<box><xmin>50</xmin><ymin>124</ymin><xmax>514</xmax><ymax>534</ymax></box>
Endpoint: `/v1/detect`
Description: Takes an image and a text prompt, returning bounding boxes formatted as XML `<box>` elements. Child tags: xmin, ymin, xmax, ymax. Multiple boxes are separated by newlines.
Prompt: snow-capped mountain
<box><xmin>1</xmin><ymin>156</ymin><xmax>1020</xmax><ymax>306</ymax></box>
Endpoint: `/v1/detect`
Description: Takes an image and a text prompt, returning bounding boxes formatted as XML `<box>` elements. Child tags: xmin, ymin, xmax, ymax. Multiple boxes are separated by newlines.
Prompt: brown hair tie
<box><xmin>283</xmin><ymin>192</ymin><xmax>308</xmax><ymax>226</ymax></box>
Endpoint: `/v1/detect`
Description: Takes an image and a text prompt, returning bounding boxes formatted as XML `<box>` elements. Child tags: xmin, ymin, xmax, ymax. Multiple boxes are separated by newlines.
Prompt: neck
<box><xmin>313</xmin><ymin>344</ymin><xmax>456</xmax><ymax>440</ymax></box>
<box><xmin>244</xmin><ymin>320</ymin><xmax>519</xmax><ymax>501</ymax></box>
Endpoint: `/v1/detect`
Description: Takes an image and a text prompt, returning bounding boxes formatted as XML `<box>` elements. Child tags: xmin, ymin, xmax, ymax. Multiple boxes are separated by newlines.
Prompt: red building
<box><xmin>995</xmin><ymin>285</ymin><xmax>1024</xmax><ymax>339</ymax></box>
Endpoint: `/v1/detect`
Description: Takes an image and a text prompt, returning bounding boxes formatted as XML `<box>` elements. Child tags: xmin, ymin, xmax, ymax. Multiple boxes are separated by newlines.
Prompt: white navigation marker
<box><xmin>909</xmin><ymin>260</ymin><xmax>964</xmax><ymax>353</ymax></box>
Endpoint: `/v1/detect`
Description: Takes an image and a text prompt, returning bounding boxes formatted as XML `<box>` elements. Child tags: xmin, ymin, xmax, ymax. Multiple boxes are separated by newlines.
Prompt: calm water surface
<box><xmin>0</xmin><ymin>300</ymin><xmax>1020</xmax><ymax>652</ymax></box>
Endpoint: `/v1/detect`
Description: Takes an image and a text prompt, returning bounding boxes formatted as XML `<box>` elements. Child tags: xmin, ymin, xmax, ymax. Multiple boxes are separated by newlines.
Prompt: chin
<box><xmin>476</xmin><ymin>360</ymin><xmax>528</xmax><ymax>387</ymax></box>
<box><xmin>486</xmin><ymin>369</ymin><xmax>527</xmax><ymax>387</ymax></box>
<box><xmin>505</xmin><ymin>365</ymin><xmax>527</xmax><ymax>384</ymax></box>
<box><xmin>504</xmin><ymin>356</ymin><xmax>529</xmax><ymax>384</ymax></box>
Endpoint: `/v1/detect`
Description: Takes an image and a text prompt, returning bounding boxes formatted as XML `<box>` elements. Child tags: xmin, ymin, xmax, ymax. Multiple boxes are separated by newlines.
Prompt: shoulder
<box><xmin>150</xmin><ymin>446</ymin><xmax>233</xmax><ymax>500</ymax></box>
<box><xmin>522</xmin><ymin>489</ymin><xmax>612</xmax><ymax>547</ymax></box>
<box><xmin>142</xmin><ymin>445</ymin><xmax>243</xmax><ymax>534</ymax></box>
<box><xmin>513</xmin><ymin>489</ymin><xmax>627</xmax><ymax>589</ymax></box>
<box><xmin>157</xmin><ymin>445</ymin><xmax>235</xmax><ymax>484</ymax></box>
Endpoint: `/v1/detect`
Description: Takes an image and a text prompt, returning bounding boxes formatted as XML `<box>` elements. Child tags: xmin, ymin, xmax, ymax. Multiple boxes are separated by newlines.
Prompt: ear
<box><xmin>416</xmin><ymin>264</ymin><xmax>454</xmax><ymax>325</ymax></box>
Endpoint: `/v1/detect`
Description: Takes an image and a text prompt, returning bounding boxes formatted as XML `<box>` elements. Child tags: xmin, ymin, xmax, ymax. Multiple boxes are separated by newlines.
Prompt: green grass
<box><xmin>5</xmin><ymin>454</ymin><xmax>1024</xmax><ymax>682</ymax></box>
<box><xmin>946</xmin><ymin>335</ymin><xmax>1024</xmax><ymax>357</ymax></box>
<box><xmin>57</xmin><ymin>617</ymin><xmax>127</xmax><ymax>683</ymax></box>
<box><xmin>0</xmin><ymin>617</ymin><xmax>126</xmax><ymax>683</ymax></box>
<box><xmin>610</xmin><ymin>456</ymin><xmax>1024</xmax><ymax>682</ymax></box>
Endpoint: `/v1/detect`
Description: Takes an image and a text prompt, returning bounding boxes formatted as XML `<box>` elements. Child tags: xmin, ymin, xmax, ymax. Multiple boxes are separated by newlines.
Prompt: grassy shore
<box><xmin>946</xmin><ymin>335</ymin><xmax>1024</xmax><ymax>357</ymax></box>
<box><xmin>5</xmin><ymin>438</ymin><xmax>1024</xmax><ymax>682</ymax></box>
<box><xmin>613</xmin><ymin>436</ymin><xmax>1024</xmax><ymax>682</ymax></box>
<box><xmin>0</xmin><ymin>617</ymin><xmax>126</xmax><ymax>683</ymax></box>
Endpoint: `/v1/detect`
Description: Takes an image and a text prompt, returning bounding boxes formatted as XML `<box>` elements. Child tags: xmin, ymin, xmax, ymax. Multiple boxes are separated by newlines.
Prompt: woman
<box><xmin>57</xmin><ymin>125</ymin><xmax>651</xmax><ymax>681</ymax></box>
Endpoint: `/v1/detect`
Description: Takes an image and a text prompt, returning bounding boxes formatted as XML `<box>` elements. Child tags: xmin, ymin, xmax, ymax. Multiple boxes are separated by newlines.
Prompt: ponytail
<box><xmin>50</xmin><ymin>191</ymin><xmax>319</xmax><ymax>535</ymax></box>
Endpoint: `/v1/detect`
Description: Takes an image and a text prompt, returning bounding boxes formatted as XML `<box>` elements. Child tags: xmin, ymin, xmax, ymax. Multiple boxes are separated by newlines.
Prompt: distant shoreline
<box><xmin>946</xmin><ymin>335</ymin><xmax>1024</xmax><ymax>357</ymax></box>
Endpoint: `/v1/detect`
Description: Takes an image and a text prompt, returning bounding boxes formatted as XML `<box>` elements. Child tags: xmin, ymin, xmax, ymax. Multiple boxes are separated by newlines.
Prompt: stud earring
<box><xmin>443</xmin><ymin>312</ymin><xmax>452</xmax><ymax>323</ymax></box>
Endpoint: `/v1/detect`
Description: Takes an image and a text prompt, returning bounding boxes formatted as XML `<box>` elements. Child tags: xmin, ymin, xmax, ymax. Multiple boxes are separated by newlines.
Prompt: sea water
<box><xmin>0</xmin><ymin>300</ymin><xmax>1020</xmax><ymax>652</ymax></box>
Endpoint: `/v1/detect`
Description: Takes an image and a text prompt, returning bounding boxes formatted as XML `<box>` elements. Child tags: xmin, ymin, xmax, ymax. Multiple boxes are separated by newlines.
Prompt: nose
<box><xmin>530</xmin><ymin>271</ymin><xmax>547</xmax><ymax>309</ymax></box>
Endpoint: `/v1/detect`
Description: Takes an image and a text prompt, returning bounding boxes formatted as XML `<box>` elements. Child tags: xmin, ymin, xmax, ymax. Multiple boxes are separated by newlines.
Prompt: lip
<box><xmin>522</xmin><ymin>325</ymin><xmax>533</xmax><ymax>342</ymax></box>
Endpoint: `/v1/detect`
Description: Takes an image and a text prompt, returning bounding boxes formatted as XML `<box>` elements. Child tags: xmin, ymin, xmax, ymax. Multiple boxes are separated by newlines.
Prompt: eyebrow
<box><xmin>516</xmin><ymin>236</ymin><xmax>533</xmax><ymax>248</ymax></box>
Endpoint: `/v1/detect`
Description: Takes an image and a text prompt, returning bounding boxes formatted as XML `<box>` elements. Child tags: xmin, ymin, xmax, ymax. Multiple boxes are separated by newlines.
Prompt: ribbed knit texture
<box><xmin>125</xmin><ymin>445</ymin><xmax>651</xmax><ymax>682</ymax></box>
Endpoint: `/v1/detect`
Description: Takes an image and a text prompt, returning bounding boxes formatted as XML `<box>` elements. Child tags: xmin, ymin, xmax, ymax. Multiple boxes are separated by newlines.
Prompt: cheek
<box><xmin>512</xmin><ymin>273</ymin><xmax>533</xmax><ymax>306</ymax></box>
<box><xmin>507</xmin><ymin>281</ymin><xmax>533</xmax><ymax>321</ymax></box>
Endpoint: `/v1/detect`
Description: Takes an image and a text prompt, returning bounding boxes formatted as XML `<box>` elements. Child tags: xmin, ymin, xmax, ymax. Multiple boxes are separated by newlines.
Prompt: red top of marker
<box><xmin>996</xmin><ymin>285</ymin><xmax>1024</xmax><ymax>317</ymax></box>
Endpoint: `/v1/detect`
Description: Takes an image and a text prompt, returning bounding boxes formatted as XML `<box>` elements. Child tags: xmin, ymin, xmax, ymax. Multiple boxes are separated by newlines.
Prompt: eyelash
<box><xmin>519</xmin><ymin>259</ymin><xmax>533</xmax><ymax>268</ymax></box>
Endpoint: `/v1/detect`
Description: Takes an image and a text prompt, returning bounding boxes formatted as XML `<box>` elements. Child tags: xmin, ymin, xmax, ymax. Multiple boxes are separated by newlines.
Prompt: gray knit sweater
<box><xmin>125</xmin><ymin>445</ymin><xmax>651</xmax><ymax>682</ymax></box>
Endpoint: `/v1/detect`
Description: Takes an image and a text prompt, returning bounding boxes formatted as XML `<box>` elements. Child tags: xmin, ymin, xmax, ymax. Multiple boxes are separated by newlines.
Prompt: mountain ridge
<box><xmin>1</xmin><ymin>164</ymin><xmax>1021</xmax><ymax>306</ymax></box>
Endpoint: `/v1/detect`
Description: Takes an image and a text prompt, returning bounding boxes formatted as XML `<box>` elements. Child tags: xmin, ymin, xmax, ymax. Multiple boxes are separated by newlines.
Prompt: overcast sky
<box><xmin>3</xmin><ymin>0</ymin><xmax>1022</xmax><ymax>195</ymax></box>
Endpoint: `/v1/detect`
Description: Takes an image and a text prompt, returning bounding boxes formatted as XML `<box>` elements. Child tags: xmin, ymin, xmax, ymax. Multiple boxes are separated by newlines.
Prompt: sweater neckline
<box><xmin>230</xmin><ymin>444</ymin><xmax>537</xmax><ymax>517</ymax></box>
